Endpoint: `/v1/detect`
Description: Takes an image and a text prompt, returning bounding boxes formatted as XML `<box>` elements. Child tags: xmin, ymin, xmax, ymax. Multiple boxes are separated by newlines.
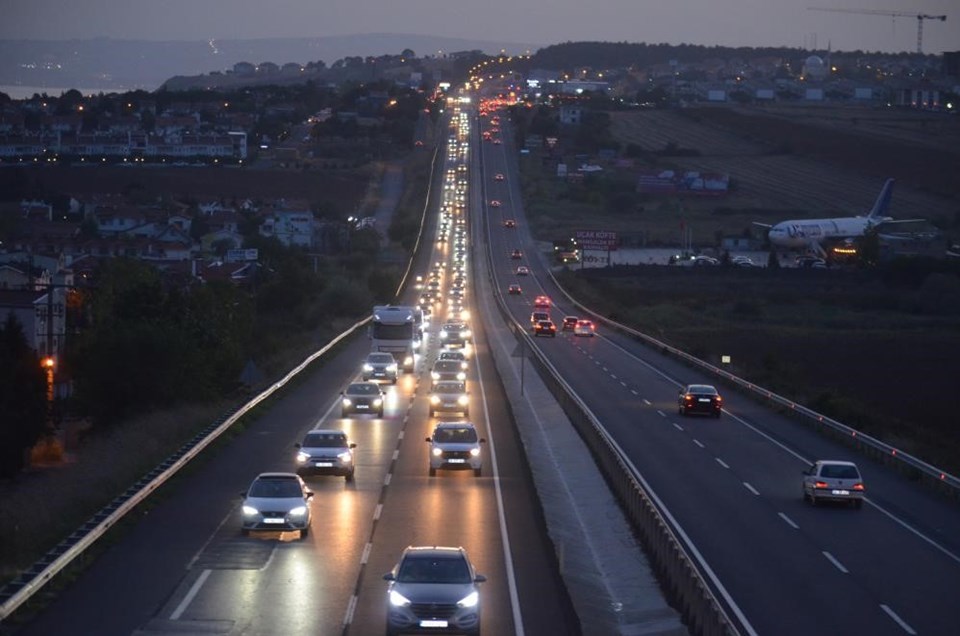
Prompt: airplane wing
<box><xmin>752</xmin><ymin>222</ymin><xmax>773</xmax><ymax>229</ymax></box>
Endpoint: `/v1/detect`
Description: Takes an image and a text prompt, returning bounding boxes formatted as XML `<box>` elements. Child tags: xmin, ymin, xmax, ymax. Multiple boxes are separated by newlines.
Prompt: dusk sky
<box><xmin>5</xmin><ymin>0</ymin><xmax>958</xmax><ymax>56</ymax></box>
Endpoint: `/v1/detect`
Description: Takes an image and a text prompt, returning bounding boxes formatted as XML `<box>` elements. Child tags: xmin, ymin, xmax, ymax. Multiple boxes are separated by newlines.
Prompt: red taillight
<box><xmin>814</xmin><ymin>481</ymin><xmax>829</xmax><ymax>489</ymax></box>
<box><xmin>685</xmin><ymin>396</ymin><xmax>694</xmax><ymax>402</ymax></box>
<box><xmin>852</xmin><ymin>483</ymin><xmax>865</xmax><ymax>491</ymax></box>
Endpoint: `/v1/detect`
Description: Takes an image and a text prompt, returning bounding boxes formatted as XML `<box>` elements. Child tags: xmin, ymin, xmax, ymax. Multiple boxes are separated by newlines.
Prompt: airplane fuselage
<box><xmin>767</xmin><ymin>216</ymin><xmax>884</xmax><ymax>249</ymax></box>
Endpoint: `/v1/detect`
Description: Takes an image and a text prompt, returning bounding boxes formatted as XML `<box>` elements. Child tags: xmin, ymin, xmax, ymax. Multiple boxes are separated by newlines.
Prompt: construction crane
<box><xmin>808</xmin><ymin>7</ymin><xmax>947</xmax><ymax>54</ymax></box>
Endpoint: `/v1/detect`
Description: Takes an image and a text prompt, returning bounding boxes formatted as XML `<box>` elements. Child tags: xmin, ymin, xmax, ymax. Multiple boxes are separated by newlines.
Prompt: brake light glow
<box><xmin>852</xmin><ymin>483</ymin><xmax>865</xmax><ymax>491</ymax></box>
<box><xmin>814</xmin><ymin>481</ymin><xmax>829</xmax><ymax>489</ymax></box>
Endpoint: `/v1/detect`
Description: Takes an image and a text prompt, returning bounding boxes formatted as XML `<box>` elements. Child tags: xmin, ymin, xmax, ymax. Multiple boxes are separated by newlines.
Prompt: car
<box><xmin>692</xmin><ymin>255</ymin><xmax>719</xmax><ymax>267</ymax></box>
<box><xmin>431</xmin><ymin>359</ymin><xmax>468</xmax><ymax>385</ymax></box>
<box><xmin>295</xmin><ymin>430</ymin><xmax>356</xmax><ymax>481</ymax></box>
<box><xmin>561</xmin><ymin>316</ymin><xmax>578</xmax><ymax>331</ymax></box>
<box><xmin>508</xmin><ymin>284</ymin><xmax>522</xmax><ymax>295</ymax></box>
<box><xmin>425</xmin><ymin>422</ymin><xmax>486</xmax><ymax>477</ymax></box>
<box><xmin>439</xmin><ymin>322</ymin><xmax>471</xmax><ymax>349</ymax></box>
<box><xmin>515</xmin><ymin>265</ymin><xmax>530</xmax><ymax>276</ymax></box>
<box><xmin>494</xmin><ymin>173</ymin><xmax>505</xmax><ymax>181</ymax></box>
<box><xmin>429</xmin><ymin>380</ymin><xmax>470</xmax><ymax>416</ymax></box>
<box><xmin>510</xmin><ymin>249</ymin><xmax>523</xmax><ymax>259</ymax></box>
<box><xmin>493</xmin><ymin>139</ymin><xmax>502</xmax><ymax>145</ymax></box>
<box><xmin>383</xmin><ymin>546</ymin><xmax>486</xmax><ymax>636</ymax></box>
<box><xmin>362</xmin><ymin>352</ymin><xmax>399</xmax><ymax>384</ymax></box>
<box><xmin>573</xmin><ymin>319</ymin><xmax>596</xmax><ymax>337</ymax></box>
<box><xmin>341</xmin><ymin>382</ymin><xmax>385</xmax><ymax>418</ymax></box>
<box><xmin>503</xmin><ymin>219</ymin><xmax>516</xmax><ymax>228</ymax></box>
<box><xmin>489</xmin><ymin>199</ymin><xmax>501</xmax><ymax>208</ymax></box>
<box><xmin>534</xmin><ymin>320</ymin><xmax>557</xmax><ymax>337</ymax></box>
<box><xmin>530</xmin><ymin>310</ymin><xmax>550</xmax><ymax>326</ymax></box>
<box><xmin>240</xmin><ymin>472</ymin><xmax>313</xmax><ymax>538</ymax></box>
<box><xmin>437</xmin><ymin>349</ymin><xmax>469</xmax><ymax>369</ymax></box>
<box><xmin>677</xmin><ymin>384</ymin><xmax>723</xmax><ymax>418</ymax></box>
<box><xmin>802</xmin><ymin>460</ymin><xmax>865</xmax><ymax>508</ymax></box>
<box><xmin>533</xmin><ymin>295</ymin><xmax>551</xmax><ymax>309</ymax></box>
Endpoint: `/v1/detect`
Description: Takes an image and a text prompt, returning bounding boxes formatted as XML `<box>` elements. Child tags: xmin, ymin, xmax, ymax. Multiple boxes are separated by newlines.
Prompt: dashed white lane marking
<box><xmin>672</xmin><ymin>422</ymin><xmax>684</xmax><ymax>432</ymax></box>
<box><xmin>601</xmin><ymin>366</ymin><xmax>608</xmax><ymax>372</ymax></box>
<box><xmin>715</xmin><ymin>458</ymin><xmax>730</xmax><ymax>469</ymax></box>
<box><xmin>742</xmin><ymin>482</ymin><xmax>760</xmax><ymax>496</ymax></box>
<box><xmin>170</xmin><ymin>568</ymin><xmax>211</xmax><ymax>620</ymax></box>
<box><xmin>778</xmin><ymin>512</ymin><xmax>798</xmax><ymax>529</ymax></box>
<box><xmin>398</xmin><ymin>430</ymin><xmax>405</xmax><ymax>440</ymax></box>
<box><xmin>373</xmin><ymin>503</ymin><xmax>382</xmax><ymax>521</ymax></box>
<box><xmin>611</xmin><ymin>373</ymin><xmax>618</xmax><ymax>380</ymax></box>
<box><xmin>823</xmin><ymin>551</ymin><xmax>849</xmax><ymax>574</ymax></box>
<box><xmin>880</xmin><ymin>604</ymin><xmax>917</xmax><ymax>635</ymax></box>
<box><xmin>360</xmin><ymin>542</ymin><xmax>372</xmax><ymax>564</ymax></box>
<box><xmin>631</xmin><ymin>390</ymin><xmax>639</xmax><ymax>396</ymax></box>
<box><xmin>384</xmin><ymin>473</ymin><xmax>392</xmax><ymax>486</ymax></box>
<box><xmin>656</xmin><ymin>410</ymin><xmax>666</xmax><ymax>417</ymax></box>
<box><xmin>693</xmin><ymin>439</ymin><xmax>705</xmax><ymax>449</ymax></box>
<box><xmin>642</xmin><ymin>398</ymin><xmax>650</xmax><ymax>405</ymax></box>
<box><xmin>392</xmin><ymin>449</ymin><xmax>399</xmax><ymax>461</ymax></box>
<box><xmin>620</xmin><ymin>381</ymin><xmax>627</xmax><ymax>387</ymax></box>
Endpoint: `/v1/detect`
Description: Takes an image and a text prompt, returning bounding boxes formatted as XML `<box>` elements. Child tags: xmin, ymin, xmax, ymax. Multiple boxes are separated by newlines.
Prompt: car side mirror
<box><xmin>240</xmin><ymin>491</ymin><xmax>247</xmax><ymax>497</ymax></box>
<box><xmin>294</xmin><ymin>443</ymin><xmax>301</xmax><ymax>449</ymax></box>
<box><xmin>349</xmin><ymin>443</ymin><xmax>357</xmax><ymax>449</ymax></box>
<box><xmin>305</xmin><ymin>491</ymin><xmax>314</xmax><ymax>499</ymax></box>
<box><xmin>474</xmin><ymin>574</ymin><xmax>487</xmax><ymax>583</ymax></box>
<box><xmin>383</xmin><ymin>573</ymin><xmax>395</xmax><ymax>581</ymax></box>
<box><xmin>425</xmin><ymin>437</ymin><xmax>432</xmax><ymax>443</ymax></box>
<box><xmin>480</xmin><ymin>438</ymin><xmax>487</xmax><ymax>444</ymax></box>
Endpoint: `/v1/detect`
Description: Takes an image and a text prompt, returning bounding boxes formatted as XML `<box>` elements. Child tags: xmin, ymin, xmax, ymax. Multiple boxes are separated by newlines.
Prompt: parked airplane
<box><xmin>756</xmin><ymin>179</ymin><xmax>919</xmax><ymax>256</ymax></box>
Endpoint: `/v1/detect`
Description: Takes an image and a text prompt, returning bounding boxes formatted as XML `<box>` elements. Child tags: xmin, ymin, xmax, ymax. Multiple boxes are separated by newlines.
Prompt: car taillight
<box><xmin>685</xmin><ymin>396</ymin><xmax>694</xmax><ymax>402</ymax></box>
<box><xmin>715</xmin><ymin>396</ymin><xmax>723</xmax><ymax>403</ymax></box>
<box><xmin>852</xmin><ymin>483</ymin><xmax>865</xmax><ymax>491</ymax></box>
<box><xmin>814</xmin><ymin>481</ymin><xmax>829</xmax><ymax>489</ymax></box>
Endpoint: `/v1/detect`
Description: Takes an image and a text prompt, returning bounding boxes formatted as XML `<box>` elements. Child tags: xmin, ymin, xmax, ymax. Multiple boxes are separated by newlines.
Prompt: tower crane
<box><xmin>808</xmin><ymin>7</ymin><xmax>947</xmax><ymax>54</ymax></box>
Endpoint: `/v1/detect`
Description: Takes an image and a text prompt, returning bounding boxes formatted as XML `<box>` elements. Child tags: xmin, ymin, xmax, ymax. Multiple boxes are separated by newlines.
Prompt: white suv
<box><xmin>426</xmin><ymin>422</ymin><xmax>486</xmax><ymax>477</ymax></box>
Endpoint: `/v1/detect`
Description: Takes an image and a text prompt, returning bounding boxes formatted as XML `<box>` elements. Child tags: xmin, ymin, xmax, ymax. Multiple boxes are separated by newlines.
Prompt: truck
<box><xmin>370</xmin><ymin>305</ymin><xmax>420</xmax><ymax>373</ymax></box>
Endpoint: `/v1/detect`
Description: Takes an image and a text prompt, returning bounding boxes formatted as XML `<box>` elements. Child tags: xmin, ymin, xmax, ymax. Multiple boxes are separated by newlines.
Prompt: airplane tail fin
<box><xmin>867</xmin><ymin>179</ymin><xmax>895</xmax><ymax>220</ymax></box>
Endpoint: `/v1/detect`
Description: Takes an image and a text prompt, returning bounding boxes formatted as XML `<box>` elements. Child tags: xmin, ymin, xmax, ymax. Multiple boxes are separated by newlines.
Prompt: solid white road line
<box><xmin>743</xmin><ymin>482</ymin><xmax>760</xmax><ymax>496</ymax></box>
<box><xmin>822</xmin><ymin>551</ymin><xmax>849</xmax><ymax>573</ymax></box>
<box><xmin>170</xmin><ymin>568</ymin><xmax>211</xmax><ymax>620</ymax></box>
<box><xmin>777</xmin><ymin>512</ymin><xmax>799</xmax><ymax>529</ymax></box>
<box><xmin>880</xmin><ymin>604</ymin><xmax>917</xmax><ymax>635</ymax></box>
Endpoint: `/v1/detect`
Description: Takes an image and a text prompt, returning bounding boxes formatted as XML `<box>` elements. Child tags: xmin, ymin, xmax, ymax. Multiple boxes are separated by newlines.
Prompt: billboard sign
<box><xmin>226</xmin><ymin>248</ymin><xmax>259</xmax><ymax>262</ymax></box>
<box><xmin>575</xmin><ymin>230</ymin><xmax>619</xmax><ymax>251</ymax></box>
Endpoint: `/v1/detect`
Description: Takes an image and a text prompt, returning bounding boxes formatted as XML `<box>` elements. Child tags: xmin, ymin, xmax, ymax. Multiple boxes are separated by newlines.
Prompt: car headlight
<box><xmin>460</xmin><ymin>361</ymin><xmax>468</xmax><ymax>370</ymax></box>
<box><xmin>458</xmin><ymin>395</ymin><xmax>469</xmax><ymax>405</ymax></box>
<box><xmin>337</xmin><ymin>452</ymin><xmax>353</xmax><ymax>463</ymax></box>
<box><xmin>362</xmin><ymin>364</ymin><xmax>373</xmax><ymax>372</ymax></box>
<box><xmin>296</xmin><ymin>452</ymin><xmax>309</xmax><ymax>463</ymax></box>
<box><xmin>242</xmin><ymin>505</ymin><xmax>258</xmax><ymax>516</ymax></box>
<box><xmin>389</xmin><ymin>590</ymin><xmax>411</xmax><ymax>607</ymax></box>
<box><xmin>342</xmin><ymin>398</ymin><xmax>352</xmax><ymax>406</ymax></box>
<box><xmin>456</xmin><ymin>372</ymin><xmax>466</xmax><ymax>381</ymax></box>
<box><xmin>457</xmin><ymin>591</ymin><xmax>479</xmax><ymax>608</ymax></box>
<box><xmin>373</xmin><ymin>398</ymin><xmax>383</xmax><ymax>407</ymax></box>
<box><xmin>386</xmin><ymin>364</ymin><xmax>397</xmax><ymax>372</ymax></box>
<box><xmin>289</xmin><ymin>506</ymin><xmax>307</xmax><ymax>517</ymax></box>
<box><xmin>432</xmin><ymin>447</ymin><xmax>443</xmax><ymax>457</ymax></box>
<box><xmin>431</xmin><ymin>371</ymin><xmax>440</xmax><ymax>380</ymax></box>
<box><xmin>440</xmin><ymin>330</ymin><xmax>448</xmax><ymax>339</ymax></box>
<box><xmin>403</xmin><ymin>356</ymin><xmax>413</xmax><ymax>366</ymax></box>
<box><xmin>462</xmin><ymin>329</ymin><xmax>471</xmax><ymax>338</ymax></box>
<box><xmin>470</xmin><ymin>447</ymin><xmax>481</xmax><ymax>457</ymax></box>
<box><xmin>430</xmin><ymin>395</ymin><xmax>441</xmax><ymax>405</ymax></box>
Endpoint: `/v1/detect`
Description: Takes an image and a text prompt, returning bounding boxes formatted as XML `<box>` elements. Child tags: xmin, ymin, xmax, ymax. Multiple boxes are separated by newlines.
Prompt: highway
<box><xmin>12</xmin><ymin>106</ymin><xmax>578</xmax><ymax>636</ymax></box>
<box><xmin>474</xmin><ymin>102</ymin><xmax>960</xmax><ymax>635</ymax></box>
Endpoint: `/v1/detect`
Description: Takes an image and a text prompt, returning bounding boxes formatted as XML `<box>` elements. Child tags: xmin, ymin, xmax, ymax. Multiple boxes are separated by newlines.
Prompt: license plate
<box><xmin>263</xmin><ymin>518</ymin><xmax>284</xmax><ymax>524</ymax></box>
<box><xmin>443</xmin><ymin>402</ymin><xmax>457</xmax><ymax>407</ymax></box>
<box><xmin>315</xmin><ymin>462</ymin><xmax>333</xmax><ymax>467</ymax></box>
<box><xmin>420</xmin><ymin>620</ymin><xmax>448</xmax><ymax>628</ymax></box>
<box><xmin>356</xmin><ymin>404</ymin><xmax>368</xmax><ymax>409</ymax></box>
<box><xmin>698</xmin><ymin>398</ymin><xmax>710</xmax><ymax>402</ymax></box>
<box><xmin>447</xmin><ymin>458</ymin><xmax>466</xmax><ymax>463</ymax></box>
<box><xmin>832</xmin><ymin>489</ymin><xmax>850</xmax><ymax>495</ymax></box>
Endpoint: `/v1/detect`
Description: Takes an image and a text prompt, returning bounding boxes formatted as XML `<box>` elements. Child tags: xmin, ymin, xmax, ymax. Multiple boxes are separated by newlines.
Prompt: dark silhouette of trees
<box><xmin>0</xmin><ymin>314</ymin><xmax>48</xmax><ymax>478</ymax></box>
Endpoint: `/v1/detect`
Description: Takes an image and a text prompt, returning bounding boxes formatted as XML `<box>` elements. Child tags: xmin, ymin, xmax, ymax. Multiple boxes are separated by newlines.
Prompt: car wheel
<box><xmin>429</xmin><ymin>409</ymin><xmax>435</xmax><ymax>417</ymax></box>
<box><xmin>713</xmin><ymin>411</ymin><xmax>721</xmax><ymax>419</ymax></box>
<box><xmin>391</xmin><ymin>378</ymin><xmax>397</xmax><ymax>385</ymax></box>
<box><xmin>474</xmin><ymin>467</ymin><xmax>482</xmax><ymax>477</ymax></box>
<box><xmin>678</xmin><ymin>406</ymin><xmax>685</xmax><ymax>416</ymax></box>
<box><xmin>377</xmin><ymin>410</ymin><xmax>384</xmax><ymax>418</ymax></box>
<box><xmin>341</xmin><ymin>409</ymin><xmax>348</xmax><ymax>418</ymax></box>
<box><xmin>345</xmin><ymin>471</ymin><xmax>355</xmax><ymax>482</ymax></box>
<box><xmin>810</xmin><ymin>493</ymin><xmax>818</xmax><ymax>506</ymax></box>
<box><xmin>463</xmin><ymin>409</ymin><xmax>469</xmax><ymax>417</ymax></box>
<box><xmin>429</xmin><ymin>467</ymin><xmax>437</xmax><ymax>477</ymax></box>
<box><xmin>853</xmin><ymin>499</ymin><xmax>863</xmax><ymax>509</ymax></box>
<box><xmin>300</xmin><ymin>525</ymin><xmax>310</xmax><ymax>539</ymax></box>
<box><xmin>241</xmin><ymin>528</ymin><xmax>250</xmax><ymax>537</ymax></box>
<box><xmin>802</xmin><ymin>487</ymin><xmax>809</xmax><ymax>503</ymax></box>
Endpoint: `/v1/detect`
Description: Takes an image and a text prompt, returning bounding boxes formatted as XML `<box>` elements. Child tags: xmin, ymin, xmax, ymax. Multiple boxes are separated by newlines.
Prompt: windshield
<box><xmin>303</xmin><ymin>433</ymin><xmax>347</xmax><ymax>448</ymax></box>
<box><xmin>434</xmin><ymin>383</ymin><xmax>466</xmax><ymax>394</ymax></box>
<box><xmin>367</xmin><ymin>354</ymin><xmax>394</xmax><ymax>364</ymax></box>
<box><xmin>397</xmin><ymin>556</ymin><xmax>471</xmax><ymax>584</ymax></box>
<box><xmin>689</xmin><ymin>386</ymin><xmax>718</xmax><ymax>395</ymax></box>
<box><xmin>439</xmin><ymin>352</ymin><xmax>464</xmax><ymax>361</ymax></box>
<box><xmin>249</xmin><ymin>478</ymin><xmax>303</xmax><ymax>498</ymax></box>
<box><xmin>434</xmin><ymin>427</ymin><xmax>478</xmax><ymax>443</ymax></box>
<box><xmin>372</xmin><ymin>323</ymin><xmax>414</xmax><ymax>339</ymax></box>
<box><xmin>347</xmin><ymin>383</ymin><xmax>379</xmax><ymax>395</ymax></box>
<box><xmin>434</xmin><ymin>361</ymin><xmax>460</xmax><ymax>372</ymax></box>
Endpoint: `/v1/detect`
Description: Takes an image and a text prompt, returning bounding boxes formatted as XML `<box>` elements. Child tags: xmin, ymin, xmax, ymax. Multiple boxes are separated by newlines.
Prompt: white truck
<box><xmin>370</xmin><ymin>305</ymin><xmax>421</xmax><ymax>373</ymax></box>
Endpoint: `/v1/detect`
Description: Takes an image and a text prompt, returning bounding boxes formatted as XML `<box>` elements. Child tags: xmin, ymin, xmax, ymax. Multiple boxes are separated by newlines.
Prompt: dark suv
<box><xmin>384</xmin><ymin>546</ymin><xmax>486</xmax><ymax>636</ymax></box>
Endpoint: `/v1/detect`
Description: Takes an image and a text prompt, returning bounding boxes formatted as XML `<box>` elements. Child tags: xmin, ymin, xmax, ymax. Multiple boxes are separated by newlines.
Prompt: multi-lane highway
<box><xmin>12</xmin><ymin>105</ymin><xmax>578</xmax><ymax>636</ymax></box>
<box><xmin>475</xmin><ymin>101</ymin><xmax>960</xmax><ymax>635</ymax></box>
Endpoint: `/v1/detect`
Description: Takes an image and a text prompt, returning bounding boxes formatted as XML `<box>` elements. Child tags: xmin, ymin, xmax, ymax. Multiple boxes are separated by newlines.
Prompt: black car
<box><xmin>341</xmin><ymin>382</ymin><xmax>385</xmax><ymax>417</ymax></box>
<box><xmin>678</xmin><ymin>384</ymin><xmax>723</xmax><ymax>418</ymax></box>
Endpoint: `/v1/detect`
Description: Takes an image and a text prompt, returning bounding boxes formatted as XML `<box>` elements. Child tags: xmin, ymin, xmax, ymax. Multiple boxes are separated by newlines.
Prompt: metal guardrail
<box><xmin>545</xmin><ymin>267</ymin><xmax>960</xmax><ymax>498</ymax></box>
<box><xmin>0</xmin><ymin>318</ymin><xmax>373</xmax><ymax>624</ymax></box>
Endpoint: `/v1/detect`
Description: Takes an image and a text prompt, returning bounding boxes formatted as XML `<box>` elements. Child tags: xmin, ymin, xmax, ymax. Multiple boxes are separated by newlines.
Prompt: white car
<box><xmin>802</xmin><ymin>460</ymin><xmax>865</xmax><ymax>508</ymax></box>
<box><xmin>240</xmin><ymin>472</ymin><xmax>313</xmax><ymax>538</ymax></box>
<box><xmin>516</xmin><ymin>265</ymin><xmax>530</xmax><ymax>276</ymax></box>
<box><xmin>426</xmin><ymin>422</ymin><xmax>486</xmax><ymax>477</ymax></box>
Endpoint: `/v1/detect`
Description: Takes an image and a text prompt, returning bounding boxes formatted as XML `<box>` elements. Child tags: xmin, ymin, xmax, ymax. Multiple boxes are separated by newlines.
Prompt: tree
<box><xmin>0</xmin><ymin>313</ymin><xmax>48</xmax><ymax>478</ymax></box>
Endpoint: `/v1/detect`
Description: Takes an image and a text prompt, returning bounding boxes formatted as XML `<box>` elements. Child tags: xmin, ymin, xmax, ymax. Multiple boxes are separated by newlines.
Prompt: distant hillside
<box><xmin>0</xmin><ymin>34</ymin><xmax>543</xmax><ymax>93</ymax></box>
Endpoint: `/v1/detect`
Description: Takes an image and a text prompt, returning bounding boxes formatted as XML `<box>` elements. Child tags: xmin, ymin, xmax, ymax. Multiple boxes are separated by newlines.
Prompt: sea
<box><xmin>0</xmin><ymin>85</ymin><xmax>146</xmax><ymax>100</ymax></box>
